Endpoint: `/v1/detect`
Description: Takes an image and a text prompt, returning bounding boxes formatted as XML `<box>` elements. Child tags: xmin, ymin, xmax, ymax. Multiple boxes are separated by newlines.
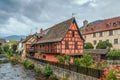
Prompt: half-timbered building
<box><xmin>28</xmin><ymin>17</ymin><xmax>84</xmax><ymax>62</ymax></box>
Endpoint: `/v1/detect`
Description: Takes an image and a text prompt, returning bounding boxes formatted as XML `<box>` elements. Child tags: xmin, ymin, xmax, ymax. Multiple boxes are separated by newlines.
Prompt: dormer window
<box><xmin>113</xmin><ymin>22</ymin><xmax>117</xmax><ymax>26</ymax></box>
<box><xmin>106</xmin><ymin>23</ymin><xmax>110</xmax><ymax>27</ymax></box>
<box><xmin>91</xmin><ymin>28</ymin><xmax>94</xmax><ymax>30</ymax></box>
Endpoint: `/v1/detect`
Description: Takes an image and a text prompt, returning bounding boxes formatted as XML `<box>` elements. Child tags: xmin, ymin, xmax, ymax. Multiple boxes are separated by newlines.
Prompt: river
<box><xmin>0</xmin><ymin>55</ymin><xmax>36</xmax><ymax>80</ymax></box>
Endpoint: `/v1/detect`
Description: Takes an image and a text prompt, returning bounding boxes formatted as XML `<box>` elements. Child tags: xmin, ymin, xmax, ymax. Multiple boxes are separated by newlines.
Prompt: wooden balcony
<box><xmin>35</xmin><ymin>48</ymin><xmax>58</xmax><ymax>54</ymax></box>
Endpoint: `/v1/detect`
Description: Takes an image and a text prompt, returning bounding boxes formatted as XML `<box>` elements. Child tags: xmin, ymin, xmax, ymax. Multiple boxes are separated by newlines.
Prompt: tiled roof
<box><xmin>84</xmin><ymin>49</ymin><xmax>110</xmax><ymax>54</ymax></box>
<box><xmin>82</xmin><ymin>16</ymin><xmax>120</xmax><ymax>35</ymax></box>
<box><xmin>37</xmin><ymin>17</ymin><xmax>76</xmax><ymax>43</ymax></box>
<box><xmin>22</xmin><ymin>35</ymin><xmax>33</xmax><ymax>43</ymax></box>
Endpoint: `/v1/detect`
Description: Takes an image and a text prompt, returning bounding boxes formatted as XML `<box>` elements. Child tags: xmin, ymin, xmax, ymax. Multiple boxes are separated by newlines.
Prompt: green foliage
<box><xmin>73</xmin><ymin>53</ymin><xmax>93</xmax><ymax>67</ymax></box>
<box><xmin>106</xmin><ymin>69</ymin><xmax>117</xmax><ymax>80</ymax></box>
<box><xmin>2</xmin><ymin>44</ymin><xmax>10</xmax><ymax>53</ymax></box>
<box><xmin>43</xmin><ymin>64</ymin><xmax>53</xmax><ymax>77</ymax></box>
<box><xmin>0</xmin><ymin>46</ymin><xmax>2</xmax><ymax>54</ymax></box>
<box><xmin>48</xmin><ymin>74</ymin><xmax>58</xmax><ymax>80</ymax></box>
<box><xmin>57</xmin><ymin>56</ymin><xmax>65</xmax><ymax>64</ymax></box>
<box><xmin>84</xmin><ymin>42</ymin><xmax>94</xmax><ymax>49</ymax></box>
<box><xmin>12</xmin><ymin>44</ymin><xmax>17</xmax><ymax>52</ymax></box>
<box><xmin>106</xmin><ymin>50</ymin><xmax>120</xmax><ymax>57</ymax></box>
<box><xmin>96</xmin><ymin>41</ymin><xmax>112</xmax><ymax>49</ymax></box>
<box><xmin>10</xmin><ymin>40</ymin><xmax>18</xmax><ymax>46</ymax></box>
<box><xmin>57</xmin><ymin>55</ymin><xmax>70</xmax><ymax>64</ymax></box>
<box><xmin>106</xmin><ymin>50</ymin><xmax>120</xmax><ymax>60</ymax></box>
<box><xmin>22</xmin><ymin>60</ymin><xmax>34</xmax><ymax>69</ymax></box>
<box><xmin>95</xmin><ymin>61</ymin><xmax>108</xmax><ymax>70</ymax></box>
<box><xmin>34</xmin><ymin>67</ymin><xmax>41</xmax><ymax>73</ymax></box>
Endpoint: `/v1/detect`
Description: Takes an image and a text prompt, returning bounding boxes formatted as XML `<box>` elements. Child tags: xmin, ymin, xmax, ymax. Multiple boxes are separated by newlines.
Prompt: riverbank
<box><xmin>0</xmin><ymin>54</ymin><xmax>58</xmax><ymax>80</ymax></box>
<box><xmin>0</xmin><ymin>54</ymin><xmax>37</xmax><ymax>80</ymax></box>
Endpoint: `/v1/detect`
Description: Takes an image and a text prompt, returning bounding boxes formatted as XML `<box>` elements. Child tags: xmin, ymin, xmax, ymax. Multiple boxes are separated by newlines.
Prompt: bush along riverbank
<box><xmin>22</xmin><ymin>60</ymin><xmax>58</xmax><ymax>80</ymax></box>
<box><xmin>4</xmin><ymin>54</ymin><xmax>58</xmax><ymax>80</ymax></box>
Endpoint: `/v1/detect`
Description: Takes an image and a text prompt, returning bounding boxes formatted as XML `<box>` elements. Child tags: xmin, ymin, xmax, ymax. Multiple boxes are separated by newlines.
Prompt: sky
<box><xmin>0</xmin><ymin>0</ymin><xmax>120</xmax><ymax>37</ymax></box>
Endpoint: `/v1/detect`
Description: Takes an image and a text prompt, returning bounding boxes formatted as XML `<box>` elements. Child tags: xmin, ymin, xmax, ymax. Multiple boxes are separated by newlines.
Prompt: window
<box><xmin>65</xmin><ymin>41</ymin><xmax>69</xmax><ymax>49</ymax></box>
<box><xmin>43</xmin><ymin>55</ymin><xmax>46</xmax><ymax>59</ymax></box>
<box><xmin>114</xmin><ymin>39</ymin><xmax>118</xmax><ymax>44</ymax></box>
<box><xmin>106</xmin><ymin>23</ymin><xmax>110</xmax><ymax>27</ymax></box>
<box><xmin>93</xmin><ymin>40</ymin><xmax>97</xmax><ymax>45</ymax></box>
<box><xmin>99</xmin><ymin>32</ymin><xmax>103</xmax><ymax>37</ymax></box>
<box><xmin>93</xmin><ymin>33</ymin><xmax>96</xmax><ymax>37</ymax></box>
<box><xmin>74</xmin><ymin>42</ymin><xmax>78</xmax><ymax>49</ymax></box>
<box><xmin>106</xmin><ymin>39</ymin><xmax>109</xmax><ymax>42</ymax></box>
<box><xmin>72</xmin><ymin>31</ymin><xmax>75</xmax><ymax>37</ymax></box>
<box><xmin>109</xmin><ymin>30</ymin><xmax>113</xmax><ymax>36</ymax></box>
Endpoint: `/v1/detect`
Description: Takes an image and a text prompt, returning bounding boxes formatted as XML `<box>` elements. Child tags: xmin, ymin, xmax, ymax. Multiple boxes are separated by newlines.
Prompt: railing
<box><xmin>35</xmin><ymin>48</ymin><xmax>57</xmax><ymax>53</ymax></box>
<box><xmin>27</xmin><ymin>56</ymin><xmax>103</xmax><ymax>78</ymax></box>
<box><xmin>106</xmin><ymin>56</ymin><xmax>120</xmax><ymax>60</ymax></box>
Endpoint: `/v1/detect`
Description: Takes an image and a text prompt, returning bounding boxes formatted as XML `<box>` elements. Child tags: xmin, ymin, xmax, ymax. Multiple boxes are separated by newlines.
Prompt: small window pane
<box><xmin>109</xmin><ymin>30</ymin><xmax>113</xmax><ymax>36</ymax></box>
<box><xmin>114</xmin><ymin>39</ymin><xmax>118</xmax><ymax>44</ymax></box>
<box><xmin>93</xmin><ymin>33</ymin><xmax>96</xmax><ymax>37</ymax></box>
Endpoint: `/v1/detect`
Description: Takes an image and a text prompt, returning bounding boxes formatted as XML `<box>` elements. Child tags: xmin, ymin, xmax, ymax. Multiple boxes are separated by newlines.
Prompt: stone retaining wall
<box><xmin>107</xmin><ymin>60</ymin><xmax>120</xmax><ymax>66</ymax></box>
<box><xmin>27</xmin><ymin>58</ymin><xmax>99</xmax><ymax>80</ymax></box>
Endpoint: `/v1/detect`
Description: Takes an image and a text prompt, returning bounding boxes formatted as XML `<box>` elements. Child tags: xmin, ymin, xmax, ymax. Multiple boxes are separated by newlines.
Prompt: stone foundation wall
<box><xmin>107</xmin><ymin>60</ymin><xmax>120</xmax><ymax>66</ymax></box>
<box><xmin>27</xmin><ymin>58</ymin><xmax>99</xmax><ymax>80</ymax></box>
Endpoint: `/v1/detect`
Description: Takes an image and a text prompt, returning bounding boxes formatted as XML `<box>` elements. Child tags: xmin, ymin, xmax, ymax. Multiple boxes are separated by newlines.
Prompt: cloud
<box><xmin>0</xmin><ymin>0</ymin><xmax>120</xmax><ymax>37</ymax></box>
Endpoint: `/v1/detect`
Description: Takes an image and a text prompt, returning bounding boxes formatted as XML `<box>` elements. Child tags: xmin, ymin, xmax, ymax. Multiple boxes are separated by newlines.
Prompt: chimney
<box><xmin>40</xmin><ymin>28</ymin><xmax>43</xmax><ymax>35</ymax></box>
<box><xmin>83</xmin><ymin>20</ymin><xmax>88</xmax><ymax>28</ymax></box>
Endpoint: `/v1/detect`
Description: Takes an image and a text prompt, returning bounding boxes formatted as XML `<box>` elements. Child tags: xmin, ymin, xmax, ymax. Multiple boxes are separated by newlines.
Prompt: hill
<box><xmin>4</xmin><ymin>35</ymin><xmax>26</xmax><ymax>41</ymax></box>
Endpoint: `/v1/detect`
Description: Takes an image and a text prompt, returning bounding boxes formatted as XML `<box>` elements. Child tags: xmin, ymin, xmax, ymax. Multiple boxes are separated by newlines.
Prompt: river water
<box><xmin>0</xmin><ymin>56</ymin><xmax>36</xmax><ymax>80</ymax></box>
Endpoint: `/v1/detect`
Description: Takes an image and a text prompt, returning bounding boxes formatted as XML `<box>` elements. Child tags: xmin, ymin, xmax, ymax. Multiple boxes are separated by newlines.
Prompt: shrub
<box><xmin>57</xmin><ymin>56</ymin><xmax>65</xmax><ymax>64</ymax></box>
<box><xmin>84</xmin><ymin>42</ymin><xmax>94</xmax><ymax>49</ymax></box>
<box><xmin>48</xmin><ymin>74</ymin><xmax>58</xmax><ymax>80</ymax></box>
<box><xmin>106</xmin><ymin>50</ymin><xmax>120</xmax><ymax>60</ymax></box>
<box><xmin>22</xmin><ymin>60</ymin><xmax>34</xmax><ymax>69</ymax></box>
<box><xmin>96</xmin><ymin>41</ymin><xmax>112</xmax><ymax>49</ymax></box>
<box><xmin>2</xmin><ymin>44</ymin><xmax>10</xmax><ymax>53</ymax></box>
<box><xmin>34</xmin><ymin>67</ymin><xmax>41</xmax><ymax>73</ymax></box>
<box><xmin>73</xmin><ymin>53</ymin><xmax>93</xmax><ymax>67</ymax></box>
<box><xmin>43</xmin><ymin>64</ymin><xmax>53</xmax><ymax>77</ymax></box>
<box><xmin>0</xmin><ymin>46</ymin><xmax>2</xmax><ymax>54</ymax></box>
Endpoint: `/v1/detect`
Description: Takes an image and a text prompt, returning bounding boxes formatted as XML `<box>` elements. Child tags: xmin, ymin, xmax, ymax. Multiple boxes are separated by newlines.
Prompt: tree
<box><xmin>73</xmin><ymin>53</ymin><xmax>93</xmax><ymax>67</ymax></box>
<box><xmin>2</xmin><ymin>44</ymin><xmax>10</xmax><ymax>53</ymax></box>
<box><xmin>96</xmin><ymin>41</ymin><xmax>112</xmax><ymax>49</ymax></box>
<box><xmin>0</xmin><ymin>46</ymin><xmax>2</xmax><ymax>54</ymax></box>
<box><xmin>84</xmin><ymin>42</ymin><xmax>94</xmax><ymax>49</ymax></box>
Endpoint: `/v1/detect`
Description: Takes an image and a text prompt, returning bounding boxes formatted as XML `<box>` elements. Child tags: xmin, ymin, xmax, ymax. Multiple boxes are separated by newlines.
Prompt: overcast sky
<box><xmin>0</xmin><ymin>0</ymin><xmax>120</xmax><ymax>37</ymax></box>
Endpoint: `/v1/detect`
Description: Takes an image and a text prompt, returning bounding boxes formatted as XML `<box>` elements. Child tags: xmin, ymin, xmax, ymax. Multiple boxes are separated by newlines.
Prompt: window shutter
<box><xmin>119</xmin><ymin>38</ymin><xmax>120</xmax><ymax>44</ymax></box>
<box><xmin>112</xmin><ymin>39</ymin><xmax>114</xmax><ymax>44</ymax></box>
<box><xmin>118</xmin><ymin>29</ymin><xmax>120</xmax><ymax>34</ymax></box>
<box><xmin>113</xmin><ymin>30</ymin><xmax>114</xmax><ymax>35</ymax></box>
